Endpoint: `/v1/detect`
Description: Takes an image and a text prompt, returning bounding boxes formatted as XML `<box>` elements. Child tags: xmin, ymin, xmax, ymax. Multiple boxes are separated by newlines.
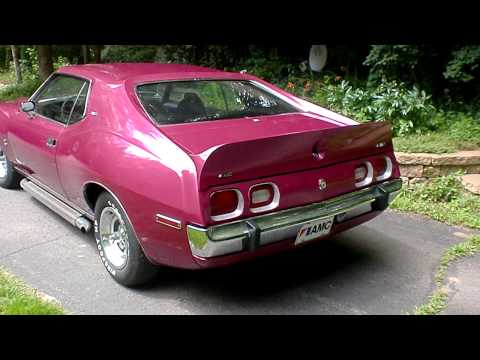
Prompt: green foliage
<box><xmin>391</xmin><ymin>174</ymin><xmax>480</xmax><ymax>229</ymax></box>
<box><xmin>0</xmin><ymin>268</ymin><xmax>64</xmax><ymax>315</ymax></box>
<box><xmin>393</xmin><ymin>112</ymin><xmax>480</xmax><ymax>153</ymax></box>
<box><xmin>311</xmin><ymin>79</ymin><xmax>436</xmax><ymax>135</ymax></box>
<box><xmin>0</xmin><ymin>77</ymin><xmax>43</xmax><ymax>101</ymax></box>
<box><xmin>101</xmin><ymin>45</ymin><xmax>158</xmax><ymax>63</ymax></box>
<box><xmin>230</xmin><ymin>48</ymin><xmax>300</xmax><ymax>85</ymax></box>
<box><xmin>6</xmin><ymin>47</ymin><xmax>40</xmax><ymax>82</ymax></box>
<box><xmin>6</xmin><ymin>47</ymin><xmax>69</xmax><ymax>83</ymax></box>
<box><xmin>417</xmin><ymin>174</ymin><xmax>463</xmax><ymax>203</ymax></box>
<box><xmin>363</xmin><ymin>45</ymin><xmax>422</xmax><ymax>84</ymax></box>
<box><xmin>444</xmin><ymin>45</ymin><xmax>480</xmax><ymax>83</ymax></box>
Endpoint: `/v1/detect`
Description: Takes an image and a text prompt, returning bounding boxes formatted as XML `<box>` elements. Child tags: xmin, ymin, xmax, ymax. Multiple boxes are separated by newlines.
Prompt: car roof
<box><xmin>57</xmin><ymin>62</ymin><xmax>250</xmax><ymax>83</ymax></box>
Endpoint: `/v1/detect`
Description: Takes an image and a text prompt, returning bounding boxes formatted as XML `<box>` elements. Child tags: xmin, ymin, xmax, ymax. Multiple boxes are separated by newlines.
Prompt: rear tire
<box><xmin>94</xmin><ymin>191</ymin><xmax>159</xmax><ymax>287</ymax></box>
<box><xmin>0</xmin><ymin>148</ymin><xmax>22</xmax><ymax>189</ymax></box>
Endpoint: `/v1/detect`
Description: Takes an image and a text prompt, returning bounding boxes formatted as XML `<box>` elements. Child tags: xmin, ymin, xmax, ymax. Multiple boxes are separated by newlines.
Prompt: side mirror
<box><xmin>21</xmin><ymin>101</ymin><xmax>35</xmax><ymax>113</ymax></box>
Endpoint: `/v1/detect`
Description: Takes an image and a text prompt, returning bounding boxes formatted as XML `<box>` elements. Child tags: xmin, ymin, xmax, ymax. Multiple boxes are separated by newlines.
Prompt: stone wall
<box><xmin>396</xmin><ymin>151</ymin><xmax>480</xmax><ymax>186</ymax></box>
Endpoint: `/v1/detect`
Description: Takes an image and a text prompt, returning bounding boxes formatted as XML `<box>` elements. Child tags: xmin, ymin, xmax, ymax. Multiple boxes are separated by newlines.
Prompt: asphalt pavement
<box><xmin>0</xmin><ymin>186</ymin><xmax>478</xmax><ymax>314</ymax></box>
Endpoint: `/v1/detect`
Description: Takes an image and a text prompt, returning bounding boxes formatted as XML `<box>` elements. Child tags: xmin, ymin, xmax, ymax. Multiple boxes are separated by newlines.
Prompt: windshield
<box><xmin>136</xmin><ymin>80</ymin><xmax>299</xmax><ymax>125</ymax></box>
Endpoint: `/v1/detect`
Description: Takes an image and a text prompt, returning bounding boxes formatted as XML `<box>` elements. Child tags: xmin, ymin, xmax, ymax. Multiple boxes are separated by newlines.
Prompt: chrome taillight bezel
<box><xmin>210</xmin><ymin>189</ymin><xmax>244</xmax><ymax>222</ymax></box>
<box><xmin>249</xmin><ymin>182</ymin><xmax>280</xmax><ymax>214</ymax></box>
<box><xmin>354</xmin><ymin>161</ymin><xmax>374</xmax><ymax>188</ymax></box>
<box><xmin>375</xmin><ymin>155</ymin><xmax>393</xmax><ymax>181</ymax></box>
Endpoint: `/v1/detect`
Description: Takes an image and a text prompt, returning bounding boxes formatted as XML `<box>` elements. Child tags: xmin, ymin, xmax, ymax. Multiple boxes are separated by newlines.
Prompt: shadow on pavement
<box><xmin>136</xmin><ymin>226</ymin><xmax>388</xmax><ymax>304</ymax></box>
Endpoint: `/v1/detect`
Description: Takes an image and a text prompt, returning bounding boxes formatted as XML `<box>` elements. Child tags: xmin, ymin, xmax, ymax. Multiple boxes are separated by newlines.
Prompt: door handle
<box><xmin>46</xmin><ymin>137</ymin><xmax>57</xmax><ymax>148</ymax></box>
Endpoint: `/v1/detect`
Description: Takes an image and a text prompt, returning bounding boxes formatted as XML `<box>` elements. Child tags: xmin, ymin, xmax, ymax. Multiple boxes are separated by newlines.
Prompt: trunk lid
<box><xmin>159</xmin><ymin>112</ymin><xmax>393</xmax><ymax>190</ymax></box>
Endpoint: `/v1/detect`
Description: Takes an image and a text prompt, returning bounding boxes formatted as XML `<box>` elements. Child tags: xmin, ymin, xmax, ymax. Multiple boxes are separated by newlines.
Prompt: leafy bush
<box><xmin>417</xmin><ymin>174</ymin><xmax>463</xmax><ymax>203</ymax></box>
<box><xmin>311</xmin><ymin>79</ymin><xmax>436</xmax><ymax>135</ymax></box>
<box><xmin>444</xmin><ymin>45</ymin><xmax>480</xmax><ymax>83</ymax></box>
<box><xmin>363</xmin><ymin>45</ymin><xmax>422</xmax><ymax>85</ymax></box>
<box><xmin>5</xmin><ymin>47</ymin><xmax>69</xmax><ymax>84</ymax></box>
<box><xmin>0</xmin><ymin>78</ymin><xmax>42</xmax><ymax>101</ymax></box>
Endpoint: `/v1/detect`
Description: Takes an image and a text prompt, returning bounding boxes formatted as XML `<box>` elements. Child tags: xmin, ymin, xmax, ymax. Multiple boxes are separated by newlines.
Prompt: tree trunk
<box><xmin>82</xmin><ymin>45</ymin><xmax>89</xmax><ymax>64</ymax></box>
<box><xmin>5</xmin><ymin>46</ymin><xmax>11</xmax><ymax>68</ymax></box>
<box><xmin>10</xmin><ymin>45</ymin><xmax>22</xmax><ymax>83</ymax></box>
<box><xmin>92</xmin><ymin>45</ymin><xmax>102</xmax><ymax>63</ymax></box>
<box><xmin>36</xmin><ymin>45</ymin><xmax>54</xmax><ymax>81</ymax></box>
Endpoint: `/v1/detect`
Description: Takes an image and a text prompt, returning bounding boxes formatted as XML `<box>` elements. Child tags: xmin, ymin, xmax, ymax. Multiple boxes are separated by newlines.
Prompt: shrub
<box><xmin>311</xmin><ymin>79</ymin><xmax>436</xmax><ymax>136</ymax></box>
<box><xmin>416</xmin><ymin>174</ymin><xmax>463</xmax><ymax>203</ymax></box>
<box><xmin>0</xmin><ymin>78</ymin><xmax>43</xmax><ymax>101</ymax></box>
<box><xmin>363</xmin><ymin>45</ymin><xmax>422</xmax><ymax>85</ymax></box>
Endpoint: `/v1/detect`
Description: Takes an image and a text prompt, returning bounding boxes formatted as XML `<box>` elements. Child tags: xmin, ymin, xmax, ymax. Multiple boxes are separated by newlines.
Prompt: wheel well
<box><xmin>83</xmin><ymin>183</ymin><xmax>107</xmax><ymax>212</ymax></box>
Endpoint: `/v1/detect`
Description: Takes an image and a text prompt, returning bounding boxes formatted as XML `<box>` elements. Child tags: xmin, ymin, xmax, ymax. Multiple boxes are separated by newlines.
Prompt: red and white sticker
<box><xmin>295</xmin><ymin>217</ymin><xmax>334</xmax><ymax>245</ymax></box>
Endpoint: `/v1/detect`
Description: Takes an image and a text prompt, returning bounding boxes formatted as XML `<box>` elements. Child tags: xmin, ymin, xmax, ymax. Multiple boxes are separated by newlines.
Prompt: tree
<box><xmin>10</xmin><ymin>45</ymin><xmax>22</xmax><ymax>83</ymax></box>
<box><xmin>36</xmin><ymin>45</ymin><xmax>53</xmax><ymax>81</ymax></box>
<box><xmin>92</xmin><ymin>45</ymin><xmax>102</xmax><ymax>63</ymax></box>
<box><xmin>82</xmin><ymin>45</ymin><xmax>89</xmax><ymax>64</ymax></box>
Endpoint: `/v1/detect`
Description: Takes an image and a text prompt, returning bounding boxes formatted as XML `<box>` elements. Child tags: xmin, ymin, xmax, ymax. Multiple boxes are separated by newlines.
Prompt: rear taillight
<box><xmin>374</xmin><ymin>155</ymin><xmax>393</xmax><ymax>181</ymax></box>
<box><xmin>354</xmin><ymin>161</ymin><xmax>373</xmax><ymax>188</ymax></box>
<box><xmin>210</xmin><ymin>189</ymin><xmax>243</xmax><ymax>221</ymax></box>
<box><xmin>354</xmin><ymin>165</ymin><xmax>368</xmax><ymax>182</ymax></box>
<box><xmin>249</xmin><ymin>183</ymin><xmax>280</xmax><ymax>213</ymax></box>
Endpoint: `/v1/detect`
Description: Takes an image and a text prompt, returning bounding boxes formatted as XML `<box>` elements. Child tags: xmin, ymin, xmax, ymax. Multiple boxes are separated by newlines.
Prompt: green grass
<box><xmin>393</xmin><ymin>113</ymin><xmax>480</xmax><ymax>154</ymax></box>
<box><xmin>391</xmin><ymin>175</ymin><xmax>480</xmax><ymax>229</ymax></box>
<box><xmin>0</xmin><ymin>267</ymin><xmax>65</xmax><ymax>315</ymax></box>
<box><xmin>414</xmin><ymin>235</ymin><xmax>480</xmax><ymax>315</ymax></box>
<box><xmin>393</xmin><ymin>132</ymin><xmax>480</xmax><ymax>153</ymax></box>
<box><xmin>0</xmin><ymin>71</ymin><xmax>14</xmax><ymax>85</ymax></box>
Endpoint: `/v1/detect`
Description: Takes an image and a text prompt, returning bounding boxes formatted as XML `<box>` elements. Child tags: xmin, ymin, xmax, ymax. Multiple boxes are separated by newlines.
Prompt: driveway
<box><xmin>0</xmin><ymin>187</ymin><xmax>476</xmax><ymax>314</ymax></box>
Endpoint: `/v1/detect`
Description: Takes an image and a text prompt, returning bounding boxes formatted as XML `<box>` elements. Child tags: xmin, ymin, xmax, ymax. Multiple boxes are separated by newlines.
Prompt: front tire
<box><xmin>0</xmin><ymin>148</ymin><xmax>22</xmax><ymax>189</ymax></box>
<box><xmin>94</xmin><ymin>192</ymin><xmax>159</xmax><ymax>287</ymax></box>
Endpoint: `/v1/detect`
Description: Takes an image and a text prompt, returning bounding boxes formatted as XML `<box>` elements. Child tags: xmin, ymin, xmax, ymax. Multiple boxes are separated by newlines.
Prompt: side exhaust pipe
<box><xmin>21</xmin><ymin>179</ymin><xmax>92</xmax><ymax>233</ymax></box>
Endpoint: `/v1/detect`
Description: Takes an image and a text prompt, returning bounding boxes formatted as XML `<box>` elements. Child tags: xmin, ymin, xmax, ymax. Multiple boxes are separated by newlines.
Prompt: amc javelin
<box><xmin>0</xmin><ymin>63</ymin><xmax>402</xmax><ymax>286</ymax></box>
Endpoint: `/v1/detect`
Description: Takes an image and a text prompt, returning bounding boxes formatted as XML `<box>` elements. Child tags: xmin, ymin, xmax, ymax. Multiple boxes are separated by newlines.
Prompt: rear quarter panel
<box><xmin>56</xmin><ymin>80</ymin><xmax>203</xmax><ymax>268</ymax></box>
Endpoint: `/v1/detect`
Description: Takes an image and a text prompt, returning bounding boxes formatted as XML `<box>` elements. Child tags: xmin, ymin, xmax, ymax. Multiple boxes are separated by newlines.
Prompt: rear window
<box><xmin>136</xmin><ymin>80</ymin><xmax>298</xmax><ymax>125</ymax></box>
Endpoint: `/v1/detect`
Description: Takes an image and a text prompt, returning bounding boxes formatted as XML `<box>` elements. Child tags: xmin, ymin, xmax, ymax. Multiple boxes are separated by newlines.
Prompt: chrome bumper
<box><xmin>187</xmin><ymin>178</ymin><xmax>402</xmax><ymax>258</ymax></box>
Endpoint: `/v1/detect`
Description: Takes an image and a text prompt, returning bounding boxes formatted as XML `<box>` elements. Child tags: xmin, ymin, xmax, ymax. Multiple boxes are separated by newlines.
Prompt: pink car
<box><xmin>0</xmin><ymin>63</ymin><xmax>402</xmax><ymax>286</ymax></box>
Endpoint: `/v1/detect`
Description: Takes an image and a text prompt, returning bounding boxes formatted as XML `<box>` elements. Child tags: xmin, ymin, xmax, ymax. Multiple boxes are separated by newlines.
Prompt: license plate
<box><xmin>295</xmin><ymin>217</ymin><xmax>334</xmax><ymax>245</ymax></box>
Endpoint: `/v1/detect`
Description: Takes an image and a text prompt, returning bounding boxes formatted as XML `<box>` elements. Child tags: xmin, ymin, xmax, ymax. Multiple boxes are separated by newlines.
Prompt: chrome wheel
<box><xmin>99</xmin><ymin>206</ymin><xmax>129</xmax><ymax>269</ymax></box>
<box><xmin>0</xmin><ymin>149</ymin><xmax>7</xmax><ymax>179</ymax></box>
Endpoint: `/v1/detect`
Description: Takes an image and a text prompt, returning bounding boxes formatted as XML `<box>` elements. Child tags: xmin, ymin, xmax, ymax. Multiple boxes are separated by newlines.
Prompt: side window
<box><xmin>33</xmin><ymin>75</ymin><xmax>88</xmax><ymax>125</ymax></box>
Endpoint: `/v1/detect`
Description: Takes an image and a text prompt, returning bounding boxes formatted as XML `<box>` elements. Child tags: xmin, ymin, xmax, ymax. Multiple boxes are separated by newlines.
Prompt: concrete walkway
<box><xmin>442</xmin><ymin>254</ymin><xmax>480</xmax><ymax>315</ymax></box>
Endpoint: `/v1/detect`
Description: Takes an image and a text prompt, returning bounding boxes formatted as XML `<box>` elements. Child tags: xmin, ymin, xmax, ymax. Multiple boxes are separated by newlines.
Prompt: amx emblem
<box><xmin>318</xmin><ymin>179</ymin><xmax>327</xmax><ymax>190</ymax></box>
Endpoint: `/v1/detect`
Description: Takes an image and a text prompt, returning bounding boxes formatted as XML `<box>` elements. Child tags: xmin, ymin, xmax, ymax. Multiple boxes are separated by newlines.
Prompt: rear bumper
<box><xmin>187</xmin><ymin>178</ymin><xmax>402</xmax><ymax>259</ymax></box>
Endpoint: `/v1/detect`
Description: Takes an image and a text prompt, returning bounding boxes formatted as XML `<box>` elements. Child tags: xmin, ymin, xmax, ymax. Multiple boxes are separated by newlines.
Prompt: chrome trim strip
<box><xmin>155</xmin><ymin>213</ymin><xmax>182</xmax><ymax>230</ymax></box>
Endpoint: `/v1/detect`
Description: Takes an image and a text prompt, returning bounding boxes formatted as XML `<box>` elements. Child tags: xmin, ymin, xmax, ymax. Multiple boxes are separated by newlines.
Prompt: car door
<box><xmin>8</xmin><ymin>74</ymin><xmax>89</xmax><ymax>196</ymax></box>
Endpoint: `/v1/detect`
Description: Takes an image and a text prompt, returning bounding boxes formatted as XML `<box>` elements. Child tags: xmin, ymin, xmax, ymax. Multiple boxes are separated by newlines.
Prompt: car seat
<box><xmin>175</xmin><ymin>92</ymin><xmax>207</xmax><ymax>122</ymax></box>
